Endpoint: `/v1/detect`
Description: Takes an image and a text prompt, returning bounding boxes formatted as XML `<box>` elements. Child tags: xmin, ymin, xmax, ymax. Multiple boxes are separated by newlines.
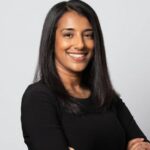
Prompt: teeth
<box><xmin>68</xmin><ymin>53</ymin><xmax>85</xmax><ymax>58</ymax></box>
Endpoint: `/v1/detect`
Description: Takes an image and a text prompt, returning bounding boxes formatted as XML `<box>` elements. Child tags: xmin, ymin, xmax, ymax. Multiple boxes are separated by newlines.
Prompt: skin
<box><xmin>54</xmin><ymin>11</ymin><xmax>94</xmax><ymax>98</ymax></box>
<box><xmin>69</xmin><ymin>147</ymin><xmax>75</xmax><ymax>150</ymax></box>
<box><xmin>127</xmin><ymin>138</ymin><xmax>150</xmax><ymax>150</ymax></box>
<box><xmin>68</xmin><ymin>138</ymin><xmax>150</xmax><ymax>150</ymax></box>
<box><xmin>54</xmin><ymin>10</ymin><xmax>150</xmax><ymax>150</ymax></box>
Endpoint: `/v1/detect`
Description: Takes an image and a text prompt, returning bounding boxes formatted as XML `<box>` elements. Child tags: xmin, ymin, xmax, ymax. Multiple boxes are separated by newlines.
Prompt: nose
<box><xmin>74</xmin><ymin>35</ymin><xmax>85</xmax><ymax>50</ymax></box>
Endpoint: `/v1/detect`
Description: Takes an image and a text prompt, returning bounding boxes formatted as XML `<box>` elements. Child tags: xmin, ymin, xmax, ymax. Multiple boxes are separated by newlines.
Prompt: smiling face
<box><xmin>54</xmin><ymin>11</ymin><xmax>94</xmax><ymax>75</ymax></box>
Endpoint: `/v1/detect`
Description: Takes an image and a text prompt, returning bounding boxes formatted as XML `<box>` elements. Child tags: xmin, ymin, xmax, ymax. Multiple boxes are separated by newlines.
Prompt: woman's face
<box><xmin>54</xmin><ymin>11</ymin><xmax>94</xmax><ymax>75</ymax></box>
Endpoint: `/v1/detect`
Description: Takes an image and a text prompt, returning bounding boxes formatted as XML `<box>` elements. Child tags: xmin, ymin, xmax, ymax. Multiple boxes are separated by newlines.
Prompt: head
<box><xmin>33</xmin><ymin>0</ymin><xmax>118</xmax><ymax>114</ymax></box>
<box><xmin>55</xmin><ymin>10</ymin><xmax>94</xmax><ymax>75</ymax></box>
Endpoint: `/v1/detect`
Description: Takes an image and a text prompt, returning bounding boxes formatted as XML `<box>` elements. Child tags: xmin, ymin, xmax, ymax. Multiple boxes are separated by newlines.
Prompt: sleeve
<box><xmin>21</xmin><ymin>84</ymin><xmax>69</xmax><ymax>150</ymax></box>
<box><xmin>113</xmin><ymin>96</ymin><xmax>149</xmax><ymax>142</ymax></box>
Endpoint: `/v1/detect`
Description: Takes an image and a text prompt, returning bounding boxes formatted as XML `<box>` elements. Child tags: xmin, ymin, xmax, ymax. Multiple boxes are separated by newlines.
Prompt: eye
<box><xmin>84</xmin><ymin>33</ymin><xmax>94</xmax><ymax>39</ymax></box>
<box><xmin>63</xmin><ymin>33</ymin><xmax>73</xmax><ymax>38</ymax></box>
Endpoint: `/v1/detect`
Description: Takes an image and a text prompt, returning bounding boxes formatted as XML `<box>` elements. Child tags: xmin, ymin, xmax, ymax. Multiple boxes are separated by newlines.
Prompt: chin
<box><xmin>69</xmin><ymin>65</ymin><xmax>88</xmax><ymax>73</ymax></box>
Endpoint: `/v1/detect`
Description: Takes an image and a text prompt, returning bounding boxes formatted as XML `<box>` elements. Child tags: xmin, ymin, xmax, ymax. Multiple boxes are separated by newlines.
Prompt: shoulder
<box><xmin>110</xmin><ymin>95</ymin><xmax>126</xmax><ymax>111</ymax></box>
<box><xmin>23</xmin><ymin>80</ymin><xmax>50</xmax><ymax>94</ymax></box>
<box><xmin>21</xmin><ymin>80</ymin><xmax>57</xmax><ymax>107</ymax></box>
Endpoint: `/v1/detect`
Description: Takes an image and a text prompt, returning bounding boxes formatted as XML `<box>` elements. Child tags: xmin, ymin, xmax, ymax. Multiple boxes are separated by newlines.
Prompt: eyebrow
<box><xmin>61</xmin><ymin>28</ymin><xmax>93</xmax><ymax>32</ymax></box>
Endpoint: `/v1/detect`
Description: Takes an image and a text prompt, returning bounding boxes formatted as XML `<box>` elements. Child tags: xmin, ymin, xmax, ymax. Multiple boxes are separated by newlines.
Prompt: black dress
<box><xmin>21</xmin><ymin>80</ymin><xmax>149</xmax><ymax>150</ymax></box>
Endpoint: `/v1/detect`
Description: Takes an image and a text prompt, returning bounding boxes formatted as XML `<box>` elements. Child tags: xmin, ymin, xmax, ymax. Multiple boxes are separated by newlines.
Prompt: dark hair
<box><xmin>33</xmin><ymin>0</ymin><xmax>120</xmax><ymax>115</ymax></box>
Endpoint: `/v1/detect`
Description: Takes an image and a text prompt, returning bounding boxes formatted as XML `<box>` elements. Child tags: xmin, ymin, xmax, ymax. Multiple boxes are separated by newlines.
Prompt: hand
<box><xmin>68</xmin><ymin>146</ymin><xmax>75</xmax><ymax>150</ymax></box>
<box><xmin>127</xmin><ymin>138</ymin><xmax>150</xmax><ymax>150</ymax></box>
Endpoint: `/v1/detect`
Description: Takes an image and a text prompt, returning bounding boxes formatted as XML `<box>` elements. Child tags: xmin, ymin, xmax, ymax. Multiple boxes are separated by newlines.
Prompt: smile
<box><xmin>68</xmin><ymin>53</ymin><xmax>85</xmax><ymax>58</ymax></box>
<box><xmin>67</xmin><ymin>53</ymin><xmax>87</xmax><ymax>62</ymax></box>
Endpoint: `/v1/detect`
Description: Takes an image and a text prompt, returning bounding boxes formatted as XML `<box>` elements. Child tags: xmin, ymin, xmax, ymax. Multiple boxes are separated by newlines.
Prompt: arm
<box><xmin>21</xmin><ymin>84</ymin><xmax>71</xmax><ymax>150</ymax></box>
<box><xmin>113</xmin><ymin>96</ymin><xmax>150</xmax><ymax>149</ymax></box>
<box><xmin>114</xmin><ymin>96</ymin><xmax>149</xmax><ymax>142</ymax></box>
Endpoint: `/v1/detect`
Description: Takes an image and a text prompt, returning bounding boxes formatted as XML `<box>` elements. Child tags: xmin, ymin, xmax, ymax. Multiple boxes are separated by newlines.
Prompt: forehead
<box><xmin>56</xmin><ymin>11</ymin><xmax>92</xmax><ymax>29</ymax></box>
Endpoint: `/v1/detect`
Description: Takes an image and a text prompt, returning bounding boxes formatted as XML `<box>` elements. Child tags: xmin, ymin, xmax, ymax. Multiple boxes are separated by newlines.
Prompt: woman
<box><xmin>21</xmin><ymin>0</ymin><xmax>150</xmax><ymax>150</ymax></box>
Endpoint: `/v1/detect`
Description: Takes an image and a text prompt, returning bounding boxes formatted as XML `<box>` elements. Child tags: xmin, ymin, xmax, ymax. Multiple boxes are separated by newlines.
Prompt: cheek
<box><xmin>86</xmin><ymin>41</ymin><xmax>94</xmax><ymax>59</ymax></box>
<box><xmin>55</xmin><ymin>37</ymin><xmax>71</xmax><ymax>53</ymax></box>
<box><xmin>85</xmin><ymin>40</ymin><xmax>94</xmax><ymax>50</ymax></box>
<box><xmin>54</xmin><ymin>38</ymin><xmax>69</xmax><ymax>61</ymax></box>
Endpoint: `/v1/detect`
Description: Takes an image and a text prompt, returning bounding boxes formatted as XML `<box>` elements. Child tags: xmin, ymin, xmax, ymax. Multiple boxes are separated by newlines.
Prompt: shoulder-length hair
<box><xmin>33</xmin><ymin>0</ymin><xmax>120</xmax><ymax>115</ymax></box>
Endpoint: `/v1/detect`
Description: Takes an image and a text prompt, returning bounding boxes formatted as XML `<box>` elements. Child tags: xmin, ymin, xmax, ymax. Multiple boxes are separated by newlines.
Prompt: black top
<box><xmin>21</xmin><ymin>80</ymin><xmax>149</xmax><ymax>150</ymax></box>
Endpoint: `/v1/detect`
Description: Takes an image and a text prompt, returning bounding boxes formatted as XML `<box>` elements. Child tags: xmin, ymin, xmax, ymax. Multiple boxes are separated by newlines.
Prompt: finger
<box><xmin>132</xmin><ymin>142</ymin><xmax>142</xmax><ymax>150</ymax></box>
<box><xmin>129</xmin><ymin>141</ymin><xmax>143</xmax><ymax>150</ymax></box>
<box><xmin>131</xmin><ymin>142</ymin><xmax>149</xmax><ymax>150</ymax></box>
<box><xmin>128</xmin><ymin>138</ymin><xmax>144</xmax><ymax>149</ymax></box>
<box><xmin>68</xmin><ymin>146</ymin><xmax>75</xmax><ymax>150</ymax></box>
<box><xmin>144</xmin><ymin>142</ymin><xmax>150</xmax><ymax>150</ymax></box>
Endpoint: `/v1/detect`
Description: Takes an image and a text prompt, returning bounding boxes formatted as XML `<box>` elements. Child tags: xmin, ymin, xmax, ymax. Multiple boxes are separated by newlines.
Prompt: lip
<box><xmin>67</xmin><ymin>51</ymin><xmax>88</xmax><ymax>55</ymax></box>
<box><xmin>67</xmin><ymin>53</ymin><xmax>87</xmax><ymax>62</ymax></box>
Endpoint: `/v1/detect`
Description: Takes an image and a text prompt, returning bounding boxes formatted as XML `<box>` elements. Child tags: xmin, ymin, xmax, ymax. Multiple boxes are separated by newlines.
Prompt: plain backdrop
<box><xmin>0</xmin><ymin>0</ymin><xmax>150</xmax><ymax>149</ymax></box>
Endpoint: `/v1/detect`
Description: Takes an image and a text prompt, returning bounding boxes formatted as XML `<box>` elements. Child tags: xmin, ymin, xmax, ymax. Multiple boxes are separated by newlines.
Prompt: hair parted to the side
<box><xmin>33</xmin><ymin>0</ymin><xmax>120</xmax><ymax>115</ymax></box>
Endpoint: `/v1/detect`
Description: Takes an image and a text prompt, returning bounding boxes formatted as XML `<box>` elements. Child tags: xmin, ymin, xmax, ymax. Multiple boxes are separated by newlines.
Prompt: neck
<box><xmin>55</xmin><ymin>63</ymin><xmax>92</xmax><ymax>99</ymax></box>
<box><xmin>56</xmin><ymin>64</ymin><xmax>82</xmax><ymax>92</ymax></box>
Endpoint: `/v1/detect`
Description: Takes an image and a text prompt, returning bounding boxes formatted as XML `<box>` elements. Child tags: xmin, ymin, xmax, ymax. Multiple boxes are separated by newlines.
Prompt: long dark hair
<box><xmin>33</xmin><ymin>0</ymin><xmax>120</xmax><ymax>115</ymax></box>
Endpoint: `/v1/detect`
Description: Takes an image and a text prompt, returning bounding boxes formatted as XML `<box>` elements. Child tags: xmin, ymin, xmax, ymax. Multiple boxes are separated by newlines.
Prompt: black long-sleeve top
<box><xmin>21</xmin><ymin>80</ymin><xmax>148</xmax><ymax>150</ymax></box>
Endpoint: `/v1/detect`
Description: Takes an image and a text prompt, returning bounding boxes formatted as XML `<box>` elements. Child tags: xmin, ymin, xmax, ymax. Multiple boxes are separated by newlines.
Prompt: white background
<box><xmin>0</xmin><ymin>0</ymin><xmax>150</xmax><ymax>149</ymax></box>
